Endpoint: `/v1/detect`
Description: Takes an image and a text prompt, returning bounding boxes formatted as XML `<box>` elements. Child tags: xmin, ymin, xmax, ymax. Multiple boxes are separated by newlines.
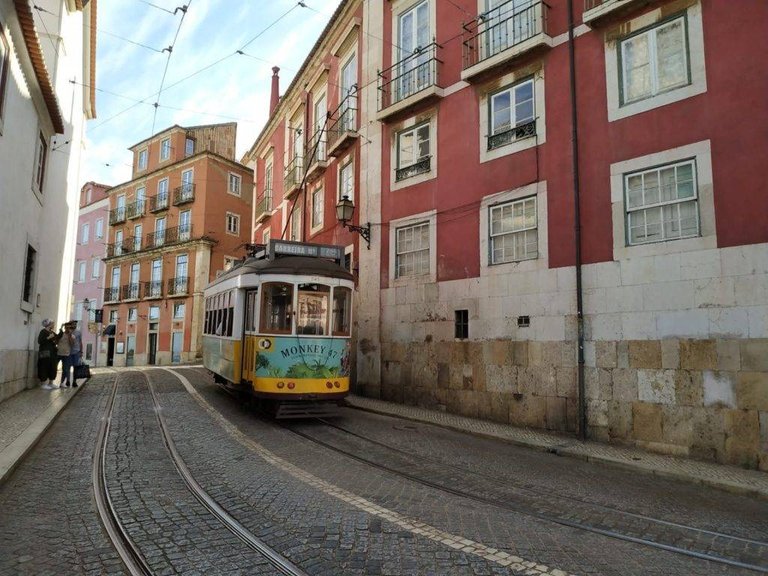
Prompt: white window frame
<box><xmin>128</xmin><ymin>307</ymin><xmax>137</xmax><ymax>323</ymax></box>
<box><xmin>610</xmin><ymin>140</ymin><xmax>716</xmax><ymax>260</ymax></box>
<box><xmin>396</xmin><ymin>122</ymin><xmax>431</xmax><ymax>176</ymax></box>
<box><xmin>605</xmin><ymin>3</ymin><xmax>706</xmax><ymax>122</ymax></box>
<box><xmin>479</xmin><ymin>68</ymin><xmax>545</xmax><ymax>164</ymax></box>
<box><xmin>95</xmin><ymin>218</ymin><xmax>104</xmax><ymax>239</ymax></box>
<box><xmin>78</xmin><ymin>261</ymin><xmax>87</xmax><ymax>282</ymax></box>
<box><xmin>391</xmin><ymin>111</ymin><xmax>438</xmax><ymax>191</ymax></box>
<box><xmin>173</xmin><ymin>302</ymin><xmax>186</xmax><ymax>319</ymax></box>
<box><xmin>480</xmin><ymin>181</ymin><xmax>548</xmax><ymax>275</ymax></box>
<box><xmin>92</xmin><ymin>258</ymin><xmax>100</xmax><ymax>278</ymax></box>
<box><xmin>134</xmin><ymin>223</ymin><xmax>143</xmax><ymax>251</ymax></box>
<box><xmin>339</xmin><ymin>49</ymin><xmax>358</xmax><ymax>132</ymax></box>
<box><xmin>34</xmin><ymin>132</ymin><xmax>47</xmax><ymax>193</ymax></box>
<box><xmin>488</xmin><ymin>78</ymin><xmax>535</xmax><ymax>149</ymax></box>
<box><xmin>157</xmin><ymin>178</ymin><xmax>169</xmax><ymax>209</ymax></box>
<box><xmin>185</xmin><ymin>137</ymin><xmax>194</xmax><ymax>157</ymax></box>
<box><xmin>310</xmin><ymin>186</ymin><xmax>324</xmax><ymax>234</ymax></box>
<box><xmin>160</xmin><ymin>137</ymin><xmax>171</xmax><ymax>161</ymax></box>
<box><xmin>388</xmin><ymin>209</ymin><xmax>437</xmax><ymax>285</ymax></box>
<box><xmin>489</xmin><ymin>195</ymin><xmax>538</xmax><ymax>264</ymax></box>
<box><xmin>289</xmin><ymin>210</ymin><xmax>301</xmax><ymax>242</ymax></box>
<box><xmin>262</xmin><ymin>229</ymin><xmax>271</xmax><ymax>245</ymax></box>
<box><xmin>338</xmin><ymin>155</ymin><xmax>354</xmax><ymax>202</ymax></box>
<box><xmin>109</xmin><ymin>309</ymin><xmax>118</xmax><ymax>324</ymax></box>
<box><xmin>228</xmin><ymin>172</ymin><xmax>242</xmax><ymax>196</ymax></box>
<box><xmin>226</xmin><ymin>212</ymin><xmax>240</xmax><ymax>235</ymax></box>
<box><xmin>81</xmin><ymin>222</ymin><xmax>90</xmax><ymax>244</ymax></box>
<box><xmin>137</xmin><ymin>148</ymin><xmax>148</xmax><ymax>170</ymax></box>
<box><xmin>149</xmin><ymin>305</ymin><xmax>160</xmax><ymax>320</ymax></box>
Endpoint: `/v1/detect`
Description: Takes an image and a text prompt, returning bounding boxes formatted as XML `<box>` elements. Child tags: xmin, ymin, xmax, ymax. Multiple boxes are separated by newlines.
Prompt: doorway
<box><xmin>107</xmin><ymin>338</ymin><xmax>115</xmax><ymax>367</ymax></box>
<box><xmin>126</xmin><ymin>335</ymin><xmax>136</xmax><ymax>367</ymax></box>
<box><xmin>148</xmin><ymin>333</ymin><xmax>158</xmax><ymax>365</ymax></box>
<box><xmin>171</xmin><ymin>332</ymin><xmax>183</xmax><ymax>364</ymax></box>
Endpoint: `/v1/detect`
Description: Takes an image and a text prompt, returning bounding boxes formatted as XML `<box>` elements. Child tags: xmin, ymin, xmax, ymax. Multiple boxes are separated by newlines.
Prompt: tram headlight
<box><xmin>287</xmin><ymin>382</ymin><xmax>295</xmax><ymax>389</ymax></box>
<box><xmin>277</xmin><ymin>381</ymin><xmax>285</xmax><ymax>389</ymax></box>
<box><xmin>333</xmin><ymin>381</ymin><xmax>340</xmax><ymax>388</ymax></box>
<box><xmin>326</xmin><ymin>381</ymin><xmax>333</xmax><ymax>389</ymax></box>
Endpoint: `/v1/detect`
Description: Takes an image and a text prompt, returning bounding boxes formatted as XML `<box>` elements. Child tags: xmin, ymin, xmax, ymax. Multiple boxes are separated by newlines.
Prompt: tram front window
<box><xmin>332</xmin><ymin>287</ymin><xmax>352</xmax><ymax>336</ymax></box>
<box><xmin>261</xmin><ymin>283</ymin><xmax>293</xmax><ymax>334</ymax></box>
<box><xmin>297</xmin><ymin>284</ymin><xmax>330</xmax><ymax>335</ymax></box>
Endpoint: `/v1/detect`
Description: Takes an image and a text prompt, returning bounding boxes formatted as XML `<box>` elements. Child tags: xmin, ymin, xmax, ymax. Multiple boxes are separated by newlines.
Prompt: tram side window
<box><xmin>245</xmin><ymin>290</ymin><xmax>258</xmax><ymax>332</ymax></box>
<box><xmin>332</xmin><ymin>287</ymin><xmax>352</xmax><ymax>336</ymax></box>
<box><xmin>261</xmin><ymin>282</ymin><xmax>293</xmax><ymax>334</ymax></box>
<box><xmin>297</xmin><ymin>284</ymin><xmax>330</xmax><ymax>335</ymax></box>
<box><xmin>226</xmin><ymin>290</ymin><xmax>234</xmax><ymax>337</ymax></box>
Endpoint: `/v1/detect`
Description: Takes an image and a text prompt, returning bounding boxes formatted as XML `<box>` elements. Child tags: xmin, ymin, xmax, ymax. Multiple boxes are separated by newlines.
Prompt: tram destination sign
<box><xmin>269</xmin><ymin>239</ymin><xmax>344</xmax><ymax>264</ymax></box>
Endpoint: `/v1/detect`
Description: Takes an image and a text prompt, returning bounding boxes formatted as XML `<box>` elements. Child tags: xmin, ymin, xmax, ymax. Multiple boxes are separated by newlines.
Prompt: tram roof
<box><xmin>210</xmin><ymin>255</ymin><xmax>354</xmax><ymax>287</ymax></box>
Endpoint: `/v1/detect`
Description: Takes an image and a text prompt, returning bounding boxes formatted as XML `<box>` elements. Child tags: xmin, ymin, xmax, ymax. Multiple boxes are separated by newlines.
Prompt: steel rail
<box><xmin>141</xmin><ymin>371</ymin><xmax>308</xmax><ymax>576</ymax></box>
<box><xmin>283</xmin><ymin>420</ymin><xmax>768</xmax><ymax>574</ymax></box>
<box><xmin>92</xmin><ymin>374</ymin><xmax>154</xmax><ymax>576</ymax></box>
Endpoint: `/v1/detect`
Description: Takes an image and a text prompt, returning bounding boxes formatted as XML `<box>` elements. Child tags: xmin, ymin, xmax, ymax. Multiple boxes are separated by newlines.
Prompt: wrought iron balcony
<box><xmin>378</xmin><ymin>42</ymin><xmax>442</xmax><ymax>116</ymax></box>
<box><xmin>462</xmin><ymin>1</ymin><xmax>550</xmax><ymax>80</ymax></box>
<box><xmin>146</xmin><ymin>224</ymin><xmax>193</xmax><ymax>249</ymax></box>
<box><xmin>327</xmin><ymin>101</ymin><xmax>358</xmax><ymax>157</ymax></box>
<box><xmin>103</xmin><ymin>287</ymin><xmax>120</xmax><ymax>303</ymax></box>
<box><xmin>109</xmin><ymin>206</ymin><xmax>126</xmax><ymax>225</ymax></box>
<box><xmin>167</xmin><ymin>276</ymin><xmax>189</xmax><ymax>296</ymax></box>
<box><xmin>120</xmin><ymin>283</ymin><xmax>141</xmax><ymax>301</ymax></box>
<box><xmin>582</xmin><ymin>0</ymin><xmax>647</xmax><ymax>26</ymax></box>
<box><xmin>106</xmin><ymin>237</ymin><xmax>137</xmax><ymax>258</ymax></box>
<box><xmin>255</xmin><ymin>192</ymin><xmax>273</xmax><ymax>223</ymax></box>
<box><xmin>306</xmin><ymin>130</ymin><xmax>328</xmax><ymax>179</ymax></box>
<box><xmin>143</xmin><ymin>280</ymin><xmax>163</xmax><ymax>299</ymax></box>
<box><xmin>395</xmin><ymin>156</ymin><xmax>432</xmax><ymax>182</ymax></box>
<box><xmin>149</xmin><ymin>193</ymin><xmax>169</xmax><ymax>212</ymax></box>
<box><xmin>173</xmin><ymin>183</ymin><xmax>195</xmax><ymax>206</ymax></box>
<box><xmin>487</xmin><ymin>119</ymin><xmax>536</xmax><ymax>150</ymax></box>
<box><xmin>125</xmin><ymin>200</ymin><xmax>146</xmax><ymax>219</ymax></box>
<box><xmin>283</xmin><ymin>156</ymin><xmax>303</xmax><ymax>198</ymax></box>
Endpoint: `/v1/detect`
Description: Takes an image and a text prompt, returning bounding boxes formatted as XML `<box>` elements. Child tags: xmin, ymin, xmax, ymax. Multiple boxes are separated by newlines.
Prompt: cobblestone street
<box><xmin>1</xmin><ymin>369</ymin><xmax>766</xmax><ymax>575</ymax></box>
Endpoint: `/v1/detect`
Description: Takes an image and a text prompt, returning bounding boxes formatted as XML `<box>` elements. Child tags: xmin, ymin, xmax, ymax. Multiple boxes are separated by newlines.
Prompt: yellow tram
<box><xmin>202</xmin><ymin>240</ymin><xmax>354</xmax><ymax>417</ymax></box>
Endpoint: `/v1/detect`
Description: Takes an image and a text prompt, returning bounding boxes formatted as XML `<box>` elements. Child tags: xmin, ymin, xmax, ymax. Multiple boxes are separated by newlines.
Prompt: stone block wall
<box><xmin>0</xmin><ymin>350</ymin><xmax>35</xmax><ymax>403</ymax></box>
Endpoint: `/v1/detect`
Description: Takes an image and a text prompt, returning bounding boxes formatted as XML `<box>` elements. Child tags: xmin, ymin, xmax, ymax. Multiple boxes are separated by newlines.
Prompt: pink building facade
<box><xmin>72</xmin><ymin>182</ymin><xmax>110</xmax><ymax>365</ymax></box>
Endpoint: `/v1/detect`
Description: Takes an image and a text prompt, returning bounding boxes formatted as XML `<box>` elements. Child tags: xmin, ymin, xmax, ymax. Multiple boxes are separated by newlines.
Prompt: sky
<box><xmin>83</xmin><ymin>0</ymin><xmax>338</xmax><ymax>188</ymax></box>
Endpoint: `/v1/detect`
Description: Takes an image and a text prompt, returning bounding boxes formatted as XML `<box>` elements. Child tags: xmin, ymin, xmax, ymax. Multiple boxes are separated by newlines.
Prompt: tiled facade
<box><xmin>257</xmin><ymin>0</ymin><xmax>768</xmax><ymax>469</ymax></box>
<box><xmin>103</xmin><ymin>123</ymin><xmax>253</xmax><ymax>367</ymax></box>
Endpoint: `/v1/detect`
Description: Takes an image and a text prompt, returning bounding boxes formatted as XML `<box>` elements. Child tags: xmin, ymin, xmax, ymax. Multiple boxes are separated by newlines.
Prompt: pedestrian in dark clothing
<box><xmin>57</xmin><ymin>323</ymin><xmax>74</xmax><ymax>387</ymax></box>
<box><xmin>37</xmin><ymin>319</ymin><xmax>59</xmax><ymax>389</ymax></box>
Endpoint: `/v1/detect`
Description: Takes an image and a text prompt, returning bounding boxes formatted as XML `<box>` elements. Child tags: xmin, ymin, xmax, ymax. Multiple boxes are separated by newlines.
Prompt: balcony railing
<box><xmin>173</xmin><ymin>183</ymin><xmax>195</xmax><ymax>206</ymax></box>
<box><xmin>327</xmin><ymin>101</ymin><xmax>358</xmax><ymax>156</ymax></box>
<box><xmin>306</xmin><ymin>130</ymin><xmax>328</xmax><ymax>178</ymax></box>
<box><xmin>149</xmin><ymin>193</ymin><xmax>169</xmax><ymax>212</ymax></box>
<box><xmin>395</xmin><ymin>156</ymin><xmax>432</xmax><ymax>182</ymax></box>
<box><xmin>378</xmin><ymin>42</ymin><xmax>441</xmax><ymax>111</ymax></box>
<box><xmin>462</xmin><ymin>1</ymin><xmax>549</xmax><ymax>71</ymax></box>
<box><xmin>103</xmin><ymin>287</ymin><xmax>120</xmax><ymax>303</ymax></box>
<box><xmin>283</xmin><ymin>156</ymin><xmax>303</xmax><ymax>196</ymax></box>
<box><xmin>146</xmin><ymin>224</ymin><xmax>193</xmax><ymax>249</ymax></box>
<box><xmin>120</xmin><ymin>283</ymin><xmax>141</xmax><ymax>301</ymax></box>
<box><xmin>582</xmin><ymin>0</ymin><xmax>644</xmax><ymax>26</ymax></box>
<box><xmin>125</xmin><ymin>200</ymin><xmax>146</xmax><ymax>220</ymax></box>
<box><xmin>109</xmin><ymin>206</ymin><xmax>126</xmax><ymax>225</ymax></box>
<box><xmin>255</xmin><ymin>192</ymin><xmax>273</xmax><ymax>222</ymax></box>
<box><xmin>487</xmin><ymin>119</ymin><xmax>536</xmax><ymax>150</ymax></box>
<box><xmin>167</xmin><ymin>276</ymin><xmax>189</xmax><ymax>296</ymax></box>
<box><xmin>143</xmin><ymin>280</ymin><xmax>163</xmax><ymax>299</ymax></box>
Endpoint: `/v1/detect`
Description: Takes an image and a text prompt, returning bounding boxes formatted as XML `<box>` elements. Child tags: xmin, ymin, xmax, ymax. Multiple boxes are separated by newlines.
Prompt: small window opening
<box><xmin>517</xmin><ymin>315</ymin><xmax>530</xmax><ymax>328</ymax></box>
<box><xmin>455</xmin><ymin>309</ymin><xmax>469</xmax><ymax>340</ymax></box>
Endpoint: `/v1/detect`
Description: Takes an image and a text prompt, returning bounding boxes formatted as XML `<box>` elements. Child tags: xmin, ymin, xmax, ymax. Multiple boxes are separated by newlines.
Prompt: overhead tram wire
<box><xmin>134</xmin><ymin>0</ymin><xmax>179</xmax><ymax>15</ymax></box>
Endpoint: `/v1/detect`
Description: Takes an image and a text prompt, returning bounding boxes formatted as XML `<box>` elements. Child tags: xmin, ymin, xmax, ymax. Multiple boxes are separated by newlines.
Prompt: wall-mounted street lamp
<box><xmin>336</xmin><ymin>195</ymin><xmax>371</xmax><ymax>249</ymax></box>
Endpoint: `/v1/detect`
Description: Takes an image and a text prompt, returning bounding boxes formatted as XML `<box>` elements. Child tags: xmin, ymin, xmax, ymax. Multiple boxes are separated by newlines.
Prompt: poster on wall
<box><xmin>116</xmin><ymin>342</ymin><xmax>125</xmax><ymax>354</ymax></box>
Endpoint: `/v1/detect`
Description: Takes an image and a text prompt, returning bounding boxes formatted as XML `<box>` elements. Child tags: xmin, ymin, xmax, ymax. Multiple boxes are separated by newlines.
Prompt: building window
<box><xmin>265</xmin><ymin>159</ymin><xmax>274</xmax><ymax>194</ymax></box>
<box><xmin>134</xmin><ymin>224</ymin><xmax>142</xmax><ymax>251</ymax></box>
<box><xmin>396</xmin><ymin>122</ymin><xmax>431</xmax><ymax>182</ymax></box>
<box><xmin>223</xmin><ymin>256</ymin><xmax>237</xmax><ymax>271</ymax></box>
<box><xmin>0</xmin><ymin>27</ymin><xmax>9</xmax><ymax>123</ymax></box>
<box><xmin>620</xmin><ymin>16</ymin><xmax>689</xmax><ymax>106</ymax></box>
<box><xmin>289</xmin><ymin>211</ymin><xmax>301</xmax><ymax>241</ymax></box>
<box><xmin>455</xmin><ymin>310</ymin><xmax>469</xmax><ymax>340</ymax></box>
<box><xmin>625</xmin><ymin>159</ymin><xmax>698</xmax><ymax>246</ymax></box>
<box><xmin>185</xmin><ymin>137</ymin><xmax>194</xmax><ymax>156</ymax></box>
<box><xmin>92</xmin><ymin>259</ymin><xmax>100</xmax><ymax>278</ymax></box>
<box><xmin>138</xmin><ymin>148</ymin><xmax>148</xmax><ymax>170</ymax></box>
<box><xmin>149</xmin><ymin>305</ymin><xmax>160</xmax><ymax>320</ymax></box>
<box><xmin>396</xmin><ymin>222</ymin><xmax>430</xmax><ymax>278</ymax></box>
<box><xmin>81</xmin><ymin>222</ymin><xmax>90</xmax><ymax>244</ymax></box>
<box><xmin>154</xmin><ymin>217</ymin><xmax>166</xmax><ymax>247</ymax></box>
<box><xmin>262</xmin><ymin>229</ymin><xmax>270</xmax><ymax>245</ymax></box>
<box><xmin>173</xmin><ymin>302</ymin><xmax>185</xmax><ymax>319</ymax></box>
<box><xmin>488</xmin><ymin>78</ymin><xmax>535</xmax><ymax>150</ymax></box>
<box><xmin>95</xmin><ymin>218</ymin><xmax>104</xmax><ymax>239</ymax></box>
<box><xmin>78</xmin><ymin>261</ymin><xmax>86</xmax><ymax>282</ymax></box>
<box><xmin>160</xmin><ymin>137</ymin><xmax>171</xmax><ymax>161</ymax></box>
<box><xmin>109</xmin><ymin>309</ymin><xmax>118</xmax><ymax>324</ymax></box>
<box><xmin>35</xmin><ymin>133</ymin><xmax>47</xmax><ymax>191</ymax></box>
<box><xmin>226</xmin><ymin>212</ymin><xmax>240</xmax><ymax>235</ymax></box>
<box><xmin>228</xmin><ymin>173</ymin><xmax>241</xmax><ymax>196</ymax></box>
<box><xmin>489</xmin><ymin>196</ymin><xmax>538</xmax><ymax>264</ymax></box>
<box><xmin>311</xmin><ymin>187</ymin><xmax>324</xmax><ymax>229</ymax></box>
<box><xmin>128</xmin><ymin>307</ymin><xmax>137</xmax><ymax>322</ymax></box>
<box><xmin>397</xmin><ymin>0</ymin><xmax>431</xmax><ymax>102</ymax></box>
<box><xmin>22</xmin><ymin>245</ymin><xmax>37</xmax><ymax>305</ymax></box>
<box><xmin>339</xmin><ymin>157</ymin><xmax>354</xmax><ymax>201</ymax></box>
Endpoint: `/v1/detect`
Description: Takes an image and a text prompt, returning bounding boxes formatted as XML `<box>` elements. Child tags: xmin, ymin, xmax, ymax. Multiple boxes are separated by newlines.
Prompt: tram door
<box><xmin>242</xmin><ymin>289</ymin><xmax>259</xmax><ymax>381</ymax></box>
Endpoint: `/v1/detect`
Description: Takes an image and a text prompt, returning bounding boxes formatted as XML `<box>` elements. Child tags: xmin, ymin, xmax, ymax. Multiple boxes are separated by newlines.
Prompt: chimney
<box><xmin>270</xmin><ymin>66</ymin><xmax>280</xmax><ymax>116</ymax></box>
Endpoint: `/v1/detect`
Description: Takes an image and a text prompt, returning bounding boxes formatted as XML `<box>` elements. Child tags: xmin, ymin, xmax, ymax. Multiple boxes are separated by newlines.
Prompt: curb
<box><xmin>0</xmin><ymin>382</ymin><xmax>87</xmax><ymax>487</ymax></box>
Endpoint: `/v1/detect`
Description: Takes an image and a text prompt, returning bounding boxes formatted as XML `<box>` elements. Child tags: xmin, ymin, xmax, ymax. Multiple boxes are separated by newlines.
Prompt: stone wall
<box><xmin>0</xmin><ymin>350</ymin><xmax>35</xmax><ymax>403</ymax></box>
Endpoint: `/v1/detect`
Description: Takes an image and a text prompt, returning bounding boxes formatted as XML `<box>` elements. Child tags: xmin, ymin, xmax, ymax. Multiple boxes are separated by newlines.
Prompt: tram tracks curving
<box><xmin>93</xmin><ymin>371</ymin><xmax>308</xmax><ymax>576</ymax></box>
<box><xmin>282</xmin><ymin>417</ymin><xmax>768</xmax><ymax>574</ymax></box>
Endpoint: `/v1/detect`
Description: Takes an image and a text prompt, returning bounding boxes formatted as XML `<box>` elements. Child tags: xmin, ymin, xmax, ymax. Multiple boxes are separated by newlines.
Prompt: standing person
<box><xmin>69</xmin><ymin>320</ymin><xmax>83</xmax><ymax>387</ymax></box>
<box><xmin>37</xmin><ymin>319</ymin><xmax>59</xmax><ymax>390</ymax></box>
<box><xmin>57</xmin><ymin>323</ymin><xmax>73</xmax><ymax>387</ymax></box>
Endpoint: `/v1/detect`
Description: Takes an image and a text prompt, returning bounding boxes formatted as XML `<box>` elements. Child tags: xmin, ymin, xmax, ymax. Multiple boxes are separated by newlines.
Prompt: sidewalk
<box><xmin>0</xmin><ymin>384</ymin><xmax>85</xmax><ymax>485</ymax></box>
<box><xmin>345</xmin><ymin>395</ymin><xmax>768</xmax><ymax>501</ymax></box>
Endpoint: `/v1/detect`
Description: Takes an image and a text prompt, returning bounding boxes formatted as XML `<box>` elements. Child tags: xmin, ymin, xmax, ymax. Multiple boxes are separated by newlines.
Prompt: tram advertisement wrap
<box><xmin>255</xmin><ymin>337</ymin><xmax>351</xmax><ymax>379</ymax></box>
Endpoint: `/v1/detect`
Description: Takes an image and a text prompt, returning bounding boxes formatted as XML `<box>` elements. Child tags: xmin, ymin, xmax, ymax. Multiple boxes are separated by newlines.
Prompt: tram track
<box><xmin>93</xmin><ymin>370</ymin><xmax>309</xmax><ymax>576</ymax></box>
<box><xmin>283</xmin><ymin>417</ymin><xmax>768</xmax><ymax>574</ymax></box>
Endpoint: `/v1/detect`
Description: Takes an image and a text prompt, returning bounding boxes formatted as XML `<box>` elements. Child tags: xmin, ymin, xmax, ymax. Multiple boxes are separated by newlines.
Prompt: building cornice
<box><xmin>13</xmin><ymin>0</ymin><xmax>65</xmax><ymax>133</ymax></box>
<box><xmin>103</xmin><ymin>238</ymin><xmax>216</xmax><ymax>264</ymax></box>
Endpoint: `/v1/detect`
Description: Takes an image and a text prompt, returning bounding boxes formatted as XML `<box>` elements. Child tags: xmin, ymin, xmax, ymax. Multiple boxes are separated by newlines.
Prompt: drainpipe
<box><xmin>567</xmin><ymin>0</ymin><xmax>586</xmax><ymax>440</ymax></box>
